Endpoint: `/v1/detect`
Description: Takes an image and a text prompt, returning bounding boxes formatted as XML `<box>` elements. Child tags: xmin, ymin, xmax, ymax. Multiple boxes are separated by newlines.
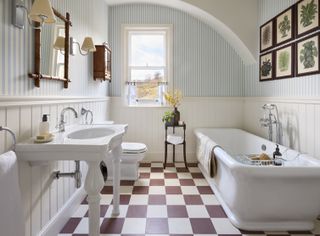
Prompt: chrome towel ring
<box><xmin>0</xmin><ymin>126</ymin><xmax>16</xmax><ymax>151</ymax></box>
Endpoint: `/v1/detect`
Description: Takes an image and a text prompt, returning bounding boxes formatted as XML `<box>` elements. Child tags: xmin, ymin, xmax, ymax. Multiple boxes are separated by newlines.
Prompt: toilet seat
<box><xmin>122</xmin><ymin>142</ymin><xmax>147</xmax><ymax>154</ymax></box>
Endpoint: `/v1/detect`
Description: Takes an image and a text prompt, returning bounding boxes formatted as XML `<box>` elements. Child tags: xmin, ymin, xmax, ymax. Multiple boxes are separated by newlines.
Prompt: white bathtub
<box><xmin>194</xmin><ymin>128</ymin><xmax>320</xmax><ymax>231</ymax></box>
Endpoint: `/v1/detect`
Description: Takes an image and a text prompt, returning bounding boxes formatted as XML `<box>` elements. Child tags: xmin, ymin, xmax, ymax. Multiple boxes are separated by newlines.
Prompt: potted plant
<box><xmin>163</xmin><ymin>89</ymin><xmax>183</xmax><ymax>125</ymax></box>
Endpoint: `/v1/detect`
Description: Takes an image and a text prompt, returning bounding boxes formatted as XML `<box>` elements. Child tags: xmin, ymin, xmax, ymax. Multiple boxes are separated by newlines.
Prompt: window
<box><xmin>123</xmin><ymin>25</ymin><xmax>172</xmax><ymax>106</ymax></box>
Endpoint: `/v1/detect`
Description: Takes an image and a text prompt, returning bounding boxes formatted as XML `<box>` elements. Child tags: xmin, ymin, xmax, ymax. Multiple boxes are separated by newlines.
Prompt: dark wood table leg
<box><xmin>183</xmin><ymin>141</ymin><xmax>187</xmax><ymax>168</ymax></box>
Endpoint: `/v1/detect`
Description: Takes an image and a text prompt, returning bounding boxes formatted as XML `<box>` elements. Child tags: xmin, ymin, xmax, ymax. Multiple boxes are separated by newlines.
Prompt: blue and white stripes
<box><xmin>109</xmin><ymin>4</ymin><xmax>245</xmax><ymax>97</ymax></box>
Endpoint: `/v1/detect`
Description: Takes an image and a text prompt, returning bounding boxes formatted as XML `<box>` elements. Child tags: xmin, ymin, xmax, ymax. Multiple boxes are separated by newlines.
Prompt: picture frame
<box><xmin>260</xmin><ymin>19</ymin><xmax>274</xmax><ymax>53</ymax></box>
<box><xmin>260</xmin><ymin>51</ymin><xmax>274</xmax><ymax>81</ymax></box>
<box><xmin>275</xmin><ymin>6</ymin><xmax>295</xmax><ymax>46</ymax></box>
<box><xmin>296</xmin><ymin>33</ymin><xmax>320</xmax><ymax>76</ymax></box>
<box><xmin>296</xmin><ymin>0</ymin><xmax>320</xmax><ymax>38</ymax></box>
<box><xmin>275</xmin><ymin>43</ymin><xmax>295</xmax><ymax>79</ymax></box>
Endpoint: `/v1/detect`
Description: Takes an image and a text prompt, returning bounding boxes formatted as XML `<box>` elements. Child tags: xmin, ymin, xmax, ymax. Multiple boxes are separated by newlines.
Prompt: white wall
<box><xmin>111</xmin><ymin>97</ymin><xmax>243</xmax><ymax>162</ymax></box>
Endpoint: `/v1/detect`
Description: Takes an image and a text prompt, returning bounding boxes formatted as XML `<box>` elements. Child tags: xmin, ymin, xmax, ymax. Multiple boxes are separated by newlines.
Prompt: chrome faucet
<box><xmin>58</xmin><ymin>107</ymin><xmax>78</xmax><ymax>132</ymax></box>
<box><xmin>81</xmin><ymin>108</ymin><xmax>93</xmax><ymax>124</ymax></box>
<box><xmin>259</xmin><ymin>104</ymin><xmax>283</xmax><ymax>145</ymax></box>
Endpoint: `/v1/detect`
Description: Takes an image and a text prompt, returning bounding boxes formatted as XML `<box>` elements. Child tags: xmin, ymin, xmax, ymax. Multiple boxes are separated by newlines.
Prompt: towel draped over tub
<box><xmin>196</xmin><ymin>133</ymin><xmax>221</xmax><ymax>177</ymax></box>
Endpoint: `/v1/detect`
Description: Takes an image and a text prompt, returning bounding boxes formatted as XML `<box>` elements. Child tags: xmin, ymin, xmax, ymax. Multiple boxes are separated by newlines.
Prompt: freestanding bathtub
<box><xmin>194</xmin><ymin>128</ymin><xmax>320</xmax><ymax>231</ymax></box>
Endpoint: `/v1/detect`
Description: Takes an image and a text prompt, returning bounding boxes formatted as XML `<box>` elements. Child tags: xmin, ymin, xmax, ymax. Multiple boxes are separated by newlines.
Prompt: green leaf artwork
<box><xmin>278</xmin><ymin>15</ymin><xmax>291</xmax><ymax>38</ymax></box>
<box><xmin>261</xmin><ymin>58</ymin><xmax>272</xmax><ymax>77</ymax></box>
<box><xmin>300</xmin><ymin>0</ymin><xmax>318</xmax><ymax>27</ymax></box>
<box><xmin>300</xmin><ymin>40</ymin><xmax>318</xmax><ymax>69</ymax></box>
<box><xmin>278</xmin><ymin>51</ymin><xmax>290</xmax><ymax>72</ymax></box>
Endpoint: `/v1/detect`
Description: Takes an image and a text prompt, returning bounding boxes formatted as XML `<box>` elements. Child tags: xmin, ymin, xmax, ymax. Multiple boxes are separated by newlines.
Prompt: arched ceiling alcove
<box><xmin>105</xmin><ymin>0</ymin><xmax>256</xmax><ymax>65</ymax></box>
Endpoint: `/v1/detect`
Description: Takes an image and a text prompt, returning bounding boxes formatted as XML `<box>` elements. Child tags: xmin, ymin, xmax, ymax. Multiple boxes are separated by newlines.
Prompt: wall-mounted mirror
<box><xmin>28</xmin><ymin>9</ymin><xmax>72</xmax><ymax>88</ymax></box>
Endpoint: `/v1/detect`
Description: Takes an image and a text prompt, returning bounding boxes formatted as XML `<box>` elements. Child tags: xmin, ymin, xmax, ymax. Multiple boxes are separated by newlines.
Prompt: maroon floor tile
<box><xmin>165</xmin><ymin>163</ymin><xmax>175</xmax><ymax>167</ymax></box>
<box><xmin>288</xmin><ymin>231</ymin><xmax>313</xmax><ymax>234</ymax></box>
<box><xmin>126</xmin><ymin>205</ymin><xmax>147</xmax><ymax>218</ymax></box>
<box><xmin>187</xmin><ymin>163</ymin><xmax>198</xmax><ymax>167</ymax></box>
<box><xmin>206</xmin><ymin>205</ymin><xmax>227</xmax><ymax>218</ymax></box>
<box><xmin>179</xmin><ymin>179</ymin><xmax>195</xmax><ymax>186</ymax></box>
<box><xmin>111</xmin><ymin>194</ymin><xmax>131</xmax><ymax>205</ymax></box>
<box><xmin>167</xmin><ymin>205</ymin><xmax>188</xmax><ymax>217</ymax></box>
<box><xmin>85</xmin><ymin>205</ymin><xmax>109</xmax><ymax>217</ymax></box>
<box><xmin>164</xmin><ymin>173</ymin><xmax>178</xmax><ymax>178</ymax></box>
<box><xmin>60</xmin><ymin>218</ymin><xmax>82</xmax><ymax>233</ymax></box>
<box><xmin>190</xmin><ymin>218</ymin><xmax>216</xmax><ymax>234</ymax></box>
<box><xmin>132</xmin><ymin>186</ymin><xmax>149</xmax><ymax>194</ymax></box>
<box><xmin>139</xmin><ymin>163</ymin><xmax>151</xmax><ymax>167</ymax></box>
<box><xmin>139</xmin><ymin>172</ymin><xmax>150</xmax><ymax>178</ymax></box>
<box><xmin>176</xmin><ymin>167</ymin><xmax>189</xmax><ymax>172</ymax></box>
<box><xmin>184</xmin><ymin>195</ymin><xmax>203</xmax><ymax>205</ymax></box>
<box><xmin>100</xmin><ymin>218</ymin><xmax>125</xmax><ymax>234</ymax></box>
<box><xmin>239</xmin><ymin>229</ymin><xmax>265</xmax><ymax>234</ymax></box>
<box><xmin>148</xmin><ymin>194</ymin><xmax>166</xmax><ymax>205</ymax></box>
<box><xmin>145</xmin><ymin>218</ymin><xmax>169</xmax><ymax>234</ymax></box>
<box><xmin>197</xmin><ymin>186</ymin><xmax>214</xmax><ymax>194</ymax></box>
<box><xmin>151</xmin><ymin>167</ymin><xmax>164</xmax><ymax>172</ymax></box>
<box><xmin>150</xmin><ymin>179</ymin><xmax>165</xmax><ymax>186</ymax></box>
<box><xmin>191</xmin><ymin>172</ymin><xmax>205</xmax><ymax>179</ymax></box>
<box><xmin>100</xmin><ymin>186</ymin><xmax>113</xmax><ymax>194</ymax></box>
<box><xmin>165</xmin><ymin>186</ymin><xmax>182</xmax><ymax>194</ymax></box>
<box><xmin>81</xmin><ymin>197</ymin><xmax>88</xmax><ymax>205</ymax></box>
<box><xmin>120</xmin><ymin>180</ymin><xmax>135</xmax><ymax>186</ymax></box>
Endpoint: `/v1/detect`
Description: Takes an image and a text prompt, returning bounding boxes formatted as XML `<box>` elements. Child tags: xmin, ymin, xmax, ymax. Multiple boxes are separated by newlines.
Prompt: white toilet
<box><xmin>103</xmin><ymin>142</ymin><xmax>147</xmax><ymax>180</ymax></box>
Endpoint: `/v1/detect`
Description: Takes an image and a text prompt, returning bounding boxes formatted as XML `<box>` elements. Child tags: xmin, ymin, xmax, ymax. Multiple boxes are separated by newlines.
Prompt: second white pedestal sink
<box><xmin>16</xmin><ymin>124</ymin><xmax>128</xmax><ymax>236</ymax></box>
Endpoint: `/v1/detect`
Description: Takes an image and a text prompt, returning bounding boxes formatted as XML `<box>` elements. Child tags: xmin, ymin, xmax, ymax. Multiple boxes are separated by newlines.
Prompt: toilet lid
<box><xmin>122</xmin><ymin>142</ymin><xmax>147</xmax><ymax>153</ymax></box>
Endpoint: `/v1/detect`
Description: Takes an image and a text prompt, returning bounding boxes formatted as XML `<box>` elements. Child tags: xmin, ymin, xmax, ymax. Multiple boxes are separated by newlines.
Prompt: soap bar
<box><xmin>36</xmin><ymin>133</ymin><xmax>51</xmax><ymax>140</ymax></box>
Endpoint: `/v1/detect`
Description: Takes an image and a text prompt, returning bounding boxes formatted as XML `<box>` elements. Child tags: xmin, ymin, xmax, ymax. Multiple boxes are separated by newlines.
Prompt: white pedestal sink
<box><xmin>15</xmin><ymin>124</ymin><xmax>128</xmax><ymax>236</ymax></box>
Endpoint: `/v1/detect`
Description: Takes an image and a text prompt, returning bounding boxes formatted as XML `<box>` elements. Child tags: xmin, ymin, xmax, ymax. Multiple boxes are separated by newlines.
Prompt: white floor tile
<box><xmin>194</xmin><ymin>178</ymin><xmax>210</xmax><ymax>186</ymax></box>
<box><xmin>134</xmin><ymin>178</ymin><xmax>150</xmax><ymax>186</ymax></box>
<box><xmin>175</xmin><ymin>163</ymin><xmax>186</xmax><ymax>167</ymax></box>
<box><xmin>72</xmin><ymin>205</ymin><xmax>88</xmax><ymax>217</ymax></box>
<box><xmin>105</xmin><ymin>205</ymin><xmax>128</xmax><ymax>218</ymax></box>
<box><xmin>120</xmin><ymin>186</ymin><xmax>133</xmax><ymax>194</ymax></box>
<box><xmin>177</xmin><ymin>172</ymin><xmax>193</xmax><ymax>179</ymax></box>
<box><xmin>121</xmin><ymin>218</ymin><xmax>146</xmax><ymax>234</ymax></box>
<box><xmin>100</xmin><ymin>195</ymin><xmax>113</xmax><ymax>205</ymax></box>
<box><xmin>211</xmin><ymin>218</ymin><xmax>241</xmax><ymax>234</ymax></box>
<box><xmin>149</xmin><ymin>186</ymin><xmax>166</xmax><ymax>194</ymax></box>
<box><xmin>139</xmin><ymin>167</ymin><xmax>151</xmax><ymax>172</ymax></box>
<box><xmin>186</xmin><ymin>205</ymin><xmax>210</xmax><ymax>218</ymax></box>
<box><xmin>129</xmin><ymin>194</ymin><xmax>149</xmax><ymax>205</ymax></box>
<box><xmin>150</xmin><ymin>172</ymin><xmax>165</xmax><ymax>179</ymax></box>
<box><xmin>168</xmin><ymin>218</ymin><xmax>193</xmax><ymax>234</ymax></box>
<box><xmin>188</xmin><ymin>167</ymin><xmax>201</xmax><ymax>173</ymax></box>
<box><xmin>147</xmin><ymin>205</ymin><xmax>168</xmax><ymax>218</ymax></box>
<box><xmin>73</xmin><ymin>218</ymin><xmax>103</xmax><ymax>234</ymax></box>
<box><xmin>181</xmin><ymin>186</ymin><xmax>200</xmax><ymax>195</ymax></box>
<box><xmin>164</xmin><ymin>167</ymin><xmax>177</xmax><ymax>173</ymax></box>
<box><xmin>151</xmin><ymin>162</ymin><xmax>163</xmax><ymax>167</ymax></box>
<box><xmin>165</xmin><ymin>179</ymin><xmax>180</xmax><ymax>186</ymax></box>
<box><xmin>166</xmin><ymin>194</ymin><xmax>186</xmax><ymax>205</ymax></box>
<box><xmin>200</xmin><ymin>195</ymin><xmax>220</xmax><ymax>205</ymax></box>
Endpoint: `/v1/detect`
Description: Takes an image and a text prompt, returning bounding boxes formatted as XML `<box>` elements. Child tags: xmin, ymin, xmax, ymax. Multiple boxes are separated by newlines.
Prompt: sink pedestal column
<box><xmin>84</xmin><ymin>160</ymin><xmax>104</xmax><ymax>236</ymax></box>
<box><xmin>112</xmin><ymin>144</ymin><xmax>121</xmax><ymax>216</ymax></box>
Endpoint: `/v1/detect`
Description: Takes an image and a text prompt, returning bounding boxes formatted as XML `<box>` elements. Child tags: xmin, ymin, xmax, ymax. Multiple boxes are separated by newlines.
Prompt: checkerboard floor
<box><xmin>59</xmin><ymin>162</ymin><xmax>320</xmax><ymax>236</ymax></box>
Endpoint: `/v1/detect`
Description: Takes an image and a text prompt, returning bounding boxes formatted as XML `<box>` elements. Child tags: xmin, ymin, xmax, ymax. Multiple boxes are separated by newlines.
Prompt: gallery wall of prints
<box><xmin>259</xmin><ymin>0</ymin><xmax>320</xmax><ymax>82</ymax></box>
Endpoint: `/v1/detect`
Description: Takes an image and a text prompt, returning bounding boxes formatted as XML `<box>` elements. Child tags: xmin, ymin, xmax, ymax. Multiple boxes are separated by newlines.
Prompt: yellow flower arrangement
<box><xmin>164</xmin><ymin>89</ymin><xmax>183</xmax><ymax>107</ymax></box>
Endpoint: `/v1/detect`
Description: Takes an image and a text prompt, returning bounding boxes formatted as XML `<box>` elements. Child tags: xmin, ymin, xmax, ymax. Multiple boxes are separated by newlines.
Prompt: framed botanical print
<box><xmin>276</xmin><ymin>7</ymin><xmax>294</xmax><ymax>46</ymax></box>
<box><xmin>260</xmin><ymin>51</ymin><xmax>274</xmax><ymax>81</ymax></box>
<box><xmin>275</xmin><ymin>44</ymin><xmax>294</xmax><ymax>79</ymax></box>
<box><xmin>296</xmin><ymin>0</ymin><xmax>320</xmax><ymax>37</ymax></box>
<box><xmin>260</xmin><ymin>20</ymin><xmax>274</xmax><ymax>52</ymax></box>
<box><xmin>296</xmin><ymin>33</ymin><xmax>320</xmax><ymax>76</ymax></box>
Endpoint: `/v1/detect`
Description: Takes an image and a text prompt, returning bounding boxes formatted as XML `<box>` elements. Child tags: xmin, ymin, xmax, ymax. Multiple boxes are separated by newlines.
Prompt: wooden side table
<box><xmin>164</xmin><ymin>122</ymin><xmax>187</xmax><ymax>169</ymax></box>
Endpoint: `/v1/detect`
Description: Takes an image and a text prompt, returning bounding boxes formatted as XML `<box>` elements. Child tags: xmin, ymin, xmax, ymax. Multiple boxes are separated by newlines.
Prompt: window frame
<box><xmin>122</xmin><ymin>24</ymin><xmax>173</xmax><ymax>107</ymax></box>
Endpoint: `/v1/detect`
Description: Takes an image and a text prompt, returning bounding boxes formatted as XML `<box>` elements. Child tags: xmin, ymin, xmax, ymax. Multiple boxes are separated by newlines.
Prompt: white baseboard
<box><xmin>144</xmin><ymin>152</ymin><xmax>197</xmax><ymax>163</ymax></box>
<box><xmin>39</xmin><ymin>187</ymin><xmax>86</xmax><ymax>236</ymax></box>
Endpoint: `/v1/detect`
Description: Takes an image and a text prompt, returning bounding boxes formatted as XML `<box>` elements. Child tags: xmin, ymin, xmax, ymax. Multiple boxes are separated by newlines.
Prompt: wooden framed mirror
<box><xmin>28</xmin><ymin>9</ymin><xmax>72</xmax><ymax>89</ymax></box>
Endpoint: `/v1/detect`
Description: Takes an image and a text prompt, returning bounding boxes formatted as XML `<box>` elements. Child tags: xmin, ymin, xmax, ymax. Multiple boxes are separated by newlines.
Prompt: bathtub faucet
<box><xmin>259</xmin><ymin>104</ymin><xmax>283</xmax><ymax>145</ymax></box>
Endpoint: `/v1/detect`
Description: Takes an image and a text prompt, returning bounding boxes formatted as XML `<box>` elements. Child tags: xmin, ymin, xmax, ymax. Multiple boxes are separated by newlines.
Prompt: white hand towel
<box><xmin>0</xmin><ymin>151</ymin><xmax>25</xmax><ymax>236</ymax></box>
<box><xmin>167</xmin><ymin>134</ymin><xmax>184</xmax><ymax>145</ymax></box>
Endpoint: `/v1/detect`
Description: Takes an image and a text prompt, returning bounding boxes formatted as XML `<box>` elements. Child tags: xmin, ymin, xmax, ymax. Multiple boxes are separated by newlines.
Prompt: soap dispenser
<box><xmin>39</xmin><ymin>114</ymin><xmax>50</xmax><ymax>135</ymax></box>
<box><xmin>273</xmin><ymin>144</ymin><xmax>282</xmax><ymax>166</ymax></box>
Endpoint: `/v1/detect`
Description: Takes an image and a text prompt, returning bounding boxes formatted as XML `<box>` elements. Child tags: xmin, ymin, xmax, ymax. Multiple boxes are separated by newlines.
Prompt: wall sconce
<box><xmin>13</xmin><ymin>0</ymin><xmax>56</xmax><ymax>29</ymax></box>
<box><xmin>53</xmin><ymin>36</ymin><xmax>65</xmax><ymax>54</ymax></box>
<box><xmin>70</xmin><ymin>37</ymin><xmax>96</xmax><ymax>56</ymax></box>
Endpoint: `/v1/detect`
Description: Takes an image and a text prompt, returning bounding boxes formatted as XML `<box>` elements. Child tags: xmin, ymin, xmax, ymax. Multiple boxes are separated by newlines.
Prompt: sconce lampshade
<box><xmin>53</xmin><ymin>36</ymin><xmax>65</xmax><ymax>51</ymax></box>
<box><xmin>81</xmin><ymin>37</ymin><xmax>96</xmax><ymax>52</ymax></box>
<box><xmin>28</xmin><ymin>0</ymin><xmax>56</xmax><ymax>24</ymax></box>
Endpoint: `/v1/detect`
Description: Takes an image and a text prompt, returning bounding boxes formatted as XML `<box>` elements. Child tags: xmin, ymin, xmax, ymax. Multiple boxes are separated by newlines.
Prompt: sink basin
<box><xmin>67</xmin><ymin>127</ymin><xmax>115</xmax><ymax>140</ymax></box>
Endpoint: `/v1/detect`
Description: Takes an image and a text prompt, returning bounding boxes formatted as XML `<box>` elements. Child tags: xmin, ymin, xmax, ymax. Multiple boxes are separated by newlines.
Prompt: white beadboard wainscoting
<box><xmin>110</xmin><ymin>97</ymin><xmax>244</xmax><ymax>162</ymax></box>
<box><xmin>244</xmin><ymin>97</ymin><xmax>320</xmax><ymax>159</ymax></box>
<box><xmin>0</xmin><ymin>97</ymin><xmax>110</xmax><ymax>236</ymax></box>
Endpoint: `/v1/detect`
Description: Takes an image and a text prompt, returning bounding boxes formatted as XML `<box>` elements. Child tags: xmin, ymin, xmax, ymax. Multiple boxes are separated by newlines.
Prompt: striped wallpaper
<box><xmin>0</xmin><ymin>0</ymin><xmax>109</xmax><ymax>97</ymax></box>
<box><xmin>109</xmin><ymin>4</ymin><xmax>245</xmax><ymax>97</ymax></box>
<box><xmin>245</xmin><ymin>0</ymin><xmax>320</xmax><ymax>97</ymax></box>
